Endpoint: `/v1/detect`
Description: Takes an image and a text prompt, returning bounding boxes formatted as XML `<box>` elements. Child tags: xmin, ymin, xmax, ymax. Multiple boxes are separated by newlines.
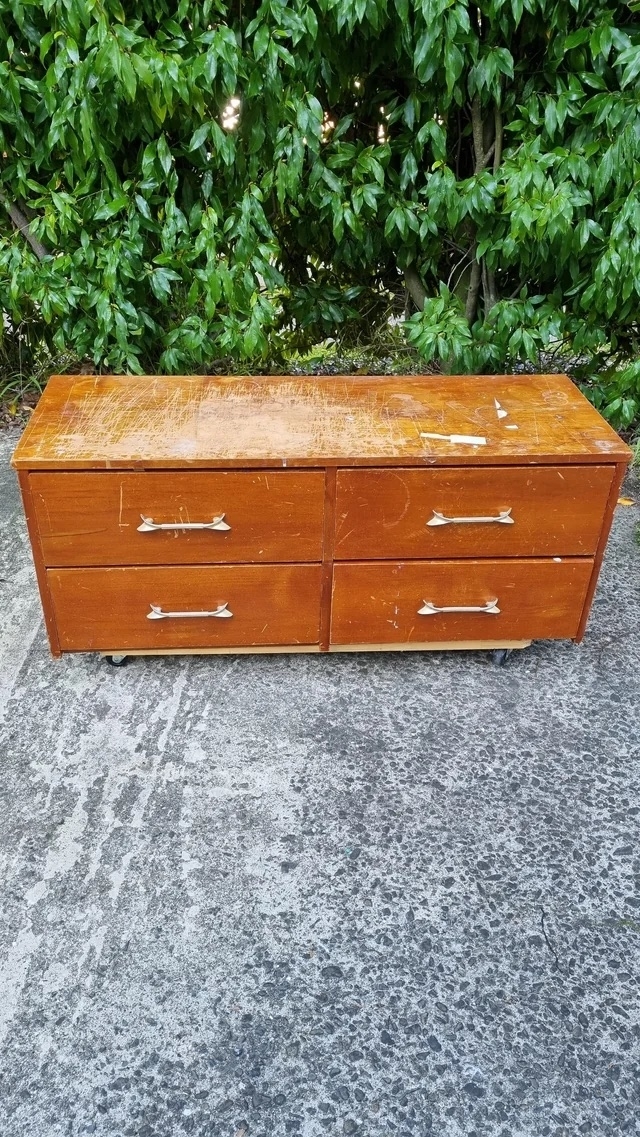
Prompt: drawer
<box><xmin>47</xmin><ymin>564</ymin><xmax>322</xmax><ymax>651</ymax></box>
<box><xmin>31</xmin><ymin>471</ymin><xmax>325</xmax><ymax>566</ymax></box>
<box><xmin>330</xmin><ymin>559</ymin><xmax>594</xmax><ymax>644</ymax></box>
<box><xmin>334</xmin><ymin>466</ymin><xmax>613</xmax><ymax>559</ymax></box>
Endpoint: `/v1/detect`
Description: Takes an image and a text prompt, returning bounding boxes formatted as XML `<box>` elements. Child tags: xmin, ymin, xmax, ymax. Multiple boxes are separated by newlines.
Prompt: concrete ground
<box><xmin>0</xmin><ymin>427</ymin><xmax>639</xmax><ymax>1137</ymax></box>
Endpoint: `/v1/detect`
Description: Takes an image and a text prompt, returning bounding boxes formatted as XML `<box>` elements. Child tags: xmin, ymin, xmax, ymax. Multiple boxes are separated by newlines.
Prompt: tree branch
<box><xmin>403</xmin><ymin>264</ymin><xmax>428</xmax><ymax>311</ymax></box>
<box><xmin>486</xmin><ymin>269</ymin><xmax>498</xmax><ymax>313</ymax></box>
<box><xmin>482</xmin><ymin>259</ymin><xmax>498</xmax><ymax>315</ymax></box>
<box><xmin>465</xmin><ymin>251</ymin><xmax>482</xmax><ymax>324</ymax></box>
<box><xmin>470</xmin><ymin>95</ymin><xmax>484</xmax><ymax>174</ymax></box>
<box><xmin>0</xmin><ymin>192</ymin><xmax>48</xmax><ymax>260</ymax></box>
<box><xmin>478</xmin><ymin>140</ymin><xmax>495</xmax><ymax>171</ymax></box>
<box><xmin>493</xmin><ymin>105</ymin><xmax>503</xmax><ymax>174</ymax></box>
<box><xmin>465</xmin><ymin>100</ymin><xmax>486</xmax><ymax>326</ymax></box>
<box><xmin>468</xmin><ymin>97</ymin><xmax>501</xmax><ymax>320</ymax></box>
<box><xmin>447</xmin><ymin>246</ymin><xmax>474</xmax><ymax>291</ymax></box>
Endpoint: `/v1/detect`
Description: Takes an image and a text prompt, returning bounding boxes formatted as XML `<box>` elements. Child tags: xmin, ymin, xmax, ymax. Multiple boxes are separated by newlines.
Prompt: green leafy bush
<box><xmin>1</xmin><ymin>0</ymin><xmax>640</xmax><ymax>426</ymax></box>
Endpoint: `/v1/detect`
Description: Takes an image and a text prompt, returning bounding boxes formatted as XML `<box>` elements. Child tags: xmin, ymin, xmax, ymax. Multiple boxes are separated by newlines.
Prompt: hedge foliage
<box><xmin>1</xmin><ymin>1</ymin><xmax>640</xmax><ymax>425</ymax></box>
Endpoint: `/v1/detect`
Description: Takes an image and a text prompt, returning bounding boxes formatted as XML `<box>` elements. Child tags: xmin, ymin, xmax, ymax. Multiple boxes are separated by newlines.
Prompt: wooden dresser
<box><xmin>11</xmin><ymin>373</ymin><xmax>631</xmax><ymax>664</ymax></box>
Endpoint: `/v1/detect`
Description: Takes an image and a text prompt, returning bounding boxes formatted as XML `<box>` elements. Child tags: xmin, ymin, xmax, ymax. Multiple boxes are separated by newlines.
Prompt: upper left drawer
<box><xmin>30</xmin><ymin>471</ymin><xmax>326</xmax><ymax>566</ymax></box>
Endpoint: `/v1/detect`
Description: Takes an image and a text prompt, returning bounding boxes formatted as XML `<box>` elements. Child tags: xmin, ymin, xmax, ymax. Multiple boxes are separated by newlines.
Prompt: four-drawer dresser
<box><xmin>12</xmin><ymin>373</ymin><xmax>631</xmax><ymax>664</ymax></box>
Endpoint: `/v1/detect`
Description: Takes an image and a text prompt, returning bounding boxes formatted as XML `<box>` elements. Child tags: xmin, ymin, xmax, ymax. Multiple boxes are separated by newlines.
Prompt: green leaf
<box><xmin>121</xmin><ymin>54</ymin><xmax>137</xmax><ymax>101</ymax></box>
<box><xmin>322</xmin><ymin>167</ymin><xmax>342</xmax><ymax>194</ymax></box>
<box><xmin>619</xmin><ymin>45</ymin><xmax>640</xmax><ymax>87</ymax></box>
<box><xmin>254</xmin><ymin>24</ymin><xmax>270</xmax><ymax>60</ymax></box>
<box><xmin>94</xmin><ymin>194</ymin><xmax>128</xmax><ymax>220</ymax></box>
<box><xmin>189</xmin><ymin>122</ymin><xmax>210</xmax><ymax>150</ymax></box>
<box><xmin>135</xmin><ymin>194</ymin><xmax>152</xmax><ymax>220</ymax></box>
<box><xmin>157</xmin><ymin>134</ymin><xmax>172</xmax><ymax>177</ymax></box>
<box><xmin>564</xmin><ymin>29</ymin><xmax>590</xmax><ymax>50</ymax></box>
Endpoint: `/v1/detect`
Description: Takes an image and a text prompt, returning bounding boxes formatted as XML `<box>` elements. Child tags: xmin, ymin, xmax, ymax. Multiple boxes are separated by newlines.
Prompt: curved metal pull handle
<box><xmin>138</xmin><ymin>514</ymin><xmax>231</xmax><ymax>532</ymax></box>
<box><xmin>147</xmin><ymin>603</ymin><xmax>233</xmax><ymax>620</ymax></box>
<box><xmin>427</xmin><ymin>508</ymin><xmax>513</xmax><ymax>527</ymax></box>
<box><xmin>418</xmin><ymin>599</ymin><xmax>500</xmax><ymax>616</ymax></box>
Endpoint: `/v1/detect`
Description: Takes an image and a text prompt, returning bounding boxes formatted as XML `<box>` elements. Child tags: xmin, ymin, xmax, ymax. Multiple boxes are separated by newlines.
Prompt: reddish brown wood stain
<box><xmin>31</xmin><ymin>470</ymin><xmax>325</xmax><ymax>566</ymax></box>
<box><xmin>12</xmin><ymin>373</ymin><xmax>632</xmax><ymax>656</ymax></box>
<box><xmin>334</xmin><ymin>465</ymin><xmax>614</xmax><ymax>559</ymax></box>
<box><xmin>330</xmin><ymin>559</ymin><xmax>594</xmax><ymax>644</ymax></box>
<box><xmin>48</xmin><ymin>564</ymin><xmax>322</xmax><ymax>651</ymax></box>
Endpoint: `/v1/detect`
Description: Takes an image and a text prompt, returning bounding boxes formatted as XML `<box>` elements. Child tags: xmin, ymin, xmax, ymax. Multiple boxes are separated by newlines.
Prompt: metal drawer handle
<box><xmin>138</xmin><ymin>514</ymin><xmax>231</xmax><ymax>532</ymax></box>
<box><xmin>427</xmin><ymin>508</ymin><xmax>513</xmax><ymax>527</ymax></box>
<box><xmin>418</xmin><ymin>599</ymin><xmax>500</xmax><ymax>616</ymax></box>
<box><xmin>147</xmin><ymin>603</ymin><xmax>233</xmax><ymax>620</ymax></box>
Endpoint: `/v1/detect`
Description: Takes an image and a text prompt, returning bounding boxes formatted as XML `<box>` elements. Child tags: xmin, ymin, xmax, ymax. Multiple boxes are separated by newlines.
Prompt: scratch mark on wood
<box><xmin>12</xmin><ymin>373</ymin><xmax>629</xmax><ymax>470</ymax></box>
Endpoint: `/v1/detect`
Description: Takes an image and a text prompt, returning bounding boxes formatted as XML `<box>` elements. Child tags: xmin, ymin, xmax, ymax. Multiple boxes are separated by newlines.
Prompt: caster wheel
<box><xmin>105</xmin><ymin>654</ymin><xmax>128</xmax><ymax>667</ymax></box>
<box><xmin>492</xmin><ymin>648</ymin><xmax>512</xmax><ymax>667</ymax></box>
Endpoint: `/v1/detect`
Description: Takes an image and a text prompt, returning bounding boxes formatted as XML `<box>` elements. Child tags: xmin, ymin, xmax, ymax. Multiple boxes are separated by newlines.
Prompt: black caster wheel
<box><xmin>105</xmin><ymin>654</ymin><xmax>128</xmax><ymax>667</ymax></box>
<box><xmin>492</xmin><ymin>648</ymin><xmax>512</xmax><ymax>667</ymax></box>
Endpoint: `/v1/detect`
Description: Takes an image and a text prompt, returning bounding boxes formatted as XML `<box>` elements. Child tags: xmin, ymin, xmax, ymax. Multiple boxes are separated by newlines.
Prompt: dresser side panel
<box><xmin>17</xmin><ymin>472</ymin><xmax>61</xmax><ymax>657</ymax></box>
<box><xmin>573</xmin><ymin>461</ymin><xmax>628</xmax><ymax>642</ymax></box>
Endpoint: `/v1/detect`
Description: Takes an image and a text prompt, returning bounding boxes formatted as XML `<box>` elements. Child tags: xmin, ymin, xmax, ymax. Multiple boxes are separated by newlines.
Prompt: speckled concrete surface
<box><xmin>1</xmin><ymin>428</ymin><xmax>639</xmax><ymax>1137</ymax></box>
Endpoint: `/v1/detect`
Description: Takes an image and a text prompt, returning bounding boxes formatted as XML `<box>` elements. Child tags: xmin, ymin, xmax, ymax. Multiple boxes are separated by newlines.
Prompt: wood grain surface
<box><xmin>47</xmin><ymin>564</ymin><xmax>323</xmax><ymax>651</ymax></box>
<box><xmin>330</xmin><ymin>558</ymin><xmax>594</xmax><ymax>644</ymax></box>
<box><xmin>31</xmin><ymin>470</ymin><xmax>325</xmax><ymax>566</ymax></box>
<box><xmin>334</xmin><ymin>465</ymin><xmax>614</xmax><ymax>559</ymax></box>
<box><xmin>12</xmin><ymin>373</ymin><xmax>631</xmax><ymax>470</ymax></box>
<box><xmin>16</xmin><ymin>471</ymin><xmax>62</xmax><ymax>656</ymax></box>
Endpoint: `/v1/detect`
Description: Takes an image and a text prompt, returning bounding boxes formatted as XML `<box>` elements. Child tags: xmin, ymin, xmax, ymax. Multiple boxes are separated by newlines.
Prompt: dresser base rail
<box><xmin>328</xmin><ymin>640</ymin><xmax>531</xmax><ymax>653</ymax></box>
<box><xmin>98</xmin><ymin>639</ymin><xmax>531</xmax><ymax>662</ymax></box>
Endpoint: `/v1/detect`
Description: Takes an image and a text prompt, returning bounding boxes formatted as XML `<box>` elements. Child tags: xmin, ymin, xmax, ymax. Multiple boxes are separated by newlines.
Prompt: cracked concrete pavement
<box><xmin>0</xmin><ymin>427</ymin><xmax>639</xmax><ymax>1137</ymax></box>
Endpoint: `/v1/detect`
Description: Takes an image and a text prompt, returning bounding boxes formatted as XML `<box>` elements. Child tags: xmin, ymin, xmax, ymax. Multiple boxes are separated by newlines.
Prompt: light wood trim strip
<box><xmin>97</xmin><ymin>640</ymin><xmax>531</xmax><ymax>658</ymax></box>
<box><xmin>100</xmin><ymin>645</ymin><xmax>322</xmax><ymax>657</ymax></box>
<box><xmin>574</xmin><ymin>460</ymin><xmax>628</xmax><ymax>642</ymax></box>
<box><xmin>17</xmin><ymin>471</ymin><xmax>61</xmax><ymax>657</ymax></box>
<box><xmin>329</xmin><ymin>640</ymin><xmax>531</xmax><ymax>652</ymax></box>
<box><xmin>319</xmin><ymin>467</ymin><xmax>337</xmax><ymax>651</ymax></box>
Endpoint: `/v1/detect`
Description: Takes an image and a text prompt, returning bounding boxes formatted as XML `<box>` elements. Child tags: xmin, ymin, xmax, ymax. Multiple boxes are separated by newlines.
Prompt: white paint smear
<box><xmin>0</xmin><ymin>925</ymin><xmax>42</xmax><ymax>1045</ymax></box>
<box><xmin>421</xmin><ymin>432</ymin><xmax>487</xmax><ymax>446</ymax></box>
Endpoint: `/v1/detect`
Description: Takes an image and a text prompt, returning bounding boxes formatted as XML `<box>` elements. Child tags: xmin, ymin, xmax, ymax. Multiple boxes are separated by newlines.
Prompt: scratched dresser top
<box><xmin>11</xmin><ymin>373</ymin><xmax>630</xmax><ymax>469</ymax></box>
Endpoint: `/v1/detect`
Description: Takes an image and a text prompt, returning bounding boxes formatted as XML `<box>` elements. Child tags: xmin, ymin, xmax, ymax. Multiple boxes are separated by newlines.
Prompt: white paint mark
<box><xmin>37</xmin><ymin>1033</ymin><xmax>55</xmax><ymax>1059</ymax></box>
<box><xmin>505</xmin><ymin>424</ymin><xmax>519</xmax><ymax>430</ymax></box>
<box><xmin>76</xmin><ymin>912</ymin><xmax>107</xmax><ymax>974</ymax></box>
<box><xmin>183</xmin><ymin>904</ymin><xmax>201</xmax><ymax>937</ymax></box>
<box><xmin>0</xmin><ymin>924</ymin><xmax>42</xmax><ymax>1045</ymax></box>
<box><xmin>155</xmin><ymin>667</ymin><xmax>189</xmax><ymax>756</ymax></box>
<box><xmin>421</xmin><ymin>432</ymin><xmax>487</xmax><ymax>446</ymax></box>
<box><xmin>25</xmin><ymin>880</ymin><xmax>48</xmax><ymax>907</ymax></box>
<box><xmin>43</xmin><ymin>789</ymin><xmax>89</xmax><ymax>880</ymax></box>
<box><xmin>494</xmin><ymin>399</ymin><xmax>508</xmax><ymax>419</ymax></box>
<box><xmin>42</xmin><ymin>960</ymin><xmax>70</xmax><ymax>995</ymax></box>
<box><xmin>109</xmin><ymin>849</ymin><xmax>135</xmax><ymax>903</ymax></box>
<box><xmin>0</xmin><ymin>568</ymin><xmax>42</xmax><ymax>724</ymax></box>
<box><xmin>86</xmin><ymin>806</ymin><xmax>122</xmax><ymax>881</ymax></box>
<box><xmin>101</xmin><ymin>668</ymin><xmax>189</xmax><ymax>906</ymax></box>
<box><xmin>180</xmin><ymin>768</ymin><xmax>205</xmax><ymax>938</ymax></box>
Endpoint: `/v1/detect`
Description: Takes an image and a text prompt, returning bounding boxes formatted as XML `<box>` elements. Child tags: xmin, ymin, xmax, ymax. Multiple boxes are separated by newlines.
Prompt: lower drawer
<box><xmin>47</xmin><ymin>564</ymin><xmax>322</xmax><ymax>651</ymax></box>
<box><xmin>330</xmin><ymin>559</ymin><xmax>594</xmax><ymax>644</ymax></box>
